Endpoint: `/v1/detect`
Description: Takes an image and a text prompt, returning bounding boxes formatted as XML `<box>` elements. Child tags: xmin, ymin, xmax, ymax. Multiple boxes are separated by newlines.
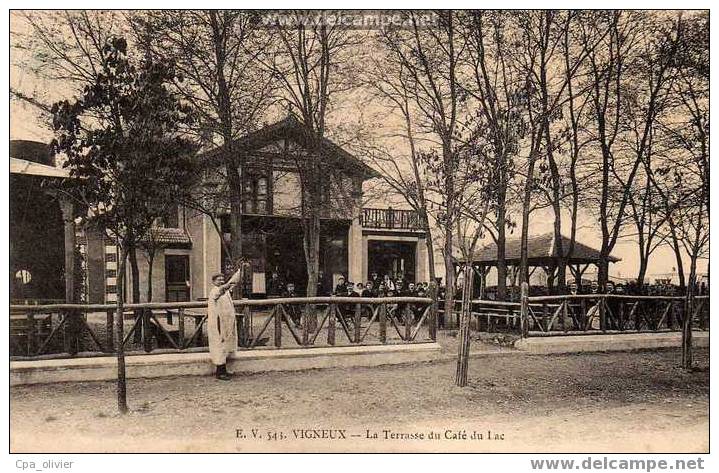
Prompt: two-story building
<box><xmin>83</xmin><ymin>116</ymin><xmax>430</xmax><ymax>303</ymax></box>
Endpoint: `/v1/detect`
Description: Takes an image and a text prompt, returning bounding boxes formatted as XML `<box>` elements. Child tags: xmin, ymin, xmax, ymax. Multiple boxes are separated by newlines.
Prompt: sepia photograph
<box><xmin>5</xmin><ymin>4</ymin><xmax>711</xmax><ymax>460</ymax></box>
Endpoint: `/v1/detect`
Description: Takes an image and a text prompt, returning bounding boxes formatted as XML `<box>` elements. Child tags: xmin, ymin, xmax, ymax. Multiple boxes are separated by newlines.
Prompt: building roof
<box><xmin>458</xmin><ymin>232</ymin><xmax>620</xmax><ymax>266</ymax></box>
<box><xmin>144</xmin><ymin>227</ymin><xmax>192</xmax><ymax>247</ymax></box>
<box><xmin>10</xmin><ymin>157</ymin><xmax>71</xmax><ymax>179</ymax></box>
<box><xmin>203</xmin><ymin>115</ymin><xmax>380</xmax><ymax>180</ymax></box>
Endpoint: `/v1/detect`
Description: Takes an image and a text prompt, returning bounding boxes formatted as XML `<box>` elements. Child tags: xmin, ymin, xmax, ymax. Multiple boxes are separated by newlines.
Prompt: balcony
<box><xmin>361</xmin><ymin>207</ymin><xmax>422</xmax><ymax>231</ymax></box>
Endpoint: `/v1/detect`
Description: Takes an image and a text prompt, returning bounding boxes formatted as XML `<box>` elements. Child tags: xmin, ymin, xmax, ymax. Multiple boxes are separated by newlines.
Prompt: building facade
<box><xmin>84</xmin><ymin>117</ymin><xmax>430</xmax><ymax>303</ymax></box>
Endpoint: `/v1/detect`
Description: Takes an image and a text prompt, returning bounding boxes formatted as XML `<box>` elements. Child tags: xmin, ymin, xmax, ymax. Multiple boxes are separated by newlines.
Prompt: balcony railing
<box><xmin>361</xmin><ymin>207</ymin><xmax>422</xmax><ymax>230</ymax></box>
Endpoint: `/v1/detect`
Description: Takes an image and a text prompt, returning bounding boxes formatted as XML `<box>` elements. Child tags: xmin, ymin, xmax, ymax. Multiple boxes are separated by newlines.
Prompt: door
<box><xmin>368</xmin><ymin>240</ymin><xmax>417</xmax><ymax>282</ymax></box>
<box><xmin>165</xmin><ymin>255</ymin><xmax>190</xmax><ymax>302</ymax></box>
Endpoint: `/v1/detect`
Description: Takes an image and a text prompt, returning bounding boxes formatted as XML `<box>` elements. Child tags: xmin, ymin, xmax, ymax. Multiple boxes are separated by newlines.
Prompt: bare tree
<box><xmin>258</xmin><ymin>13</ymin><xmax>360</xmax><ymax>298</ymax></box>
<box><xmin>653</xmin><ymin>12</ymin><xmax>709</xmax><ymax>368</ymax></box>
<box><xmin>134</xmin><ymin>11</ymin><xmax>275</xmax><ymax>295</ymax></box>
<box><xmin>377</xmin><ymin>11</ymin><xmax>466</xmax><ymax>317</ymax></box>
<box><xmin>461</xmin><ymin>11</ymin><xmax>525</xmax><ymax>300</ymax></box>
<box><xmin>583</xmin><ymin>11</ymin><xmax>680</xmax><ymax>290</ymax></box>
<box><xmin>364</xmin><ymin>31</ymin><xmax>441</xmax><ymax>285</ymax></box>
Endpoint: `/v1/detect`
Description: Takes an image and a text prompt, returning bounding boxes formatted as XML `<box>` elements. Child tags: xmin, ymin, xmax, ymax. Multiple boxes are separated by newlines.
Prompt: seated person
<box><xmin>395</xmin><ymin>277</ymin><xmax>406</xmax><ymax>294</ymax></box>
<box><xmin>383</xmin><ymin>274</ymin><xmax>396</xmax><ymax>293</ymax></box>
<box><xmin>333</xmin><ymin>276</ymin><xmax>349</xmax><ymax>296</ymax></box>
<box><xmin>267</xmin><ymin>271</ymin><xmax>284</xmax><ymax>297</ymax></box>
<box><xmin>369</xmin><ymin>272</ymin><xmax>381</xmax><ymax>290</ymax></box>
<box><xmin>406</xmin><ymin>282</ymin><xmax>418</xmax><ymax>297</ymax></box>
<box><xmin>349</xmin><ymin>283</ymin><xmax>361</xmax><ymax>298</ymax></box>
<box><xmin>362</xmin><ymin>281</ymin><xmax>376</xmax><ymax>297</ymax></box>
<box><xmin>282</xmin><ymin>282</ymin><xmax>302</xmax><ymax>325</ymax></box>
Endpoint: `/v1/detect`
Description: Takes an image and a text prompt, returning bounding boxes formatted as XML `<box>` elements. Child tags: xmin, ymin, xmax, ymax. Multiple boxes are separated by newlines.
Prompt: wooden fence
<box><xmin>9</xmin><ymin>296</ymin><xmax>437</xmax><ymax>360</ymax></box>
<box><xmin>438</xmin><ymin>293</ymin><xmax>709</xmax><ymax>336</ymax></box>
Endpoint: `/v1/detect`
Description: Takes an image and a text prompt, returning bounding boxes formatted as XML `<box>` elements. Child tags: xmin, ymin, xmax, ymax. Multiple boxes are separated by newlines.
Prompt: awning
<box><xmin>10</xmin><ymin>157</ymin><xmax>71</xmax><ymax>178</ymax></box>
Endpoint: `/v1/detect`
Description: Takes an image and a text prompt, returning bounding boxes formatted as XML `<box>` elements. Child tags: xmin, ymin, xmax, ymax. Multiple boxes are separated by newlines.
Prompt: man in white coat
<box><xmin>208</xmin><ymin>269</ymin><xmax>242</xmax><ymax>380</ymax></box>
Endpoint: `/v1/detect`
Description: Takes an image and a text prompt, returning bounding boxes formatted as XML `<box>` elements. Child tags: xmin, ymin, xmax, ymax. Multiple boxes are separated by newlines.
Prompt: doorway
<box><xmin>165</xmin><ymin>254</ymin><xmax>190</xmax><ymax>302</ymax></box>
<box><xmin>367</xmin><ymin>240</ymin><xmax>416</xmax><ymax>282</ymax></box>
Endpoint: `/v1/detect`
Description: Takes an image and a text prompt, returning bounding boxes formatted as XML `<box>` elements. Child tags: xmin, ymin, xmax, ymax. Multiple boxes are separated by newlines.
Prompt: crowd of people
<box><xmin>480</xmin><ymin>280</ymin><xmax>708</xmax><ymax>301</ymax></box>
<box><xmin>331</xmin><ymin>272</ymin><xmax>434</xmax><ymax>299</ymax></box>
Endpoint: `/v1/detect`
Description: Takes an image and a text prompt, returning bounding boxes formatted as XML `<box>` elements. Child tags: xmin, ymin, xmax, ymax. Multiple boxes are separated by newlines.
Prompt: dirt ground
<box><xmin>10</xmin><ymin>347</ymin><xmax>708</xmax><ymax>453</ymax></box>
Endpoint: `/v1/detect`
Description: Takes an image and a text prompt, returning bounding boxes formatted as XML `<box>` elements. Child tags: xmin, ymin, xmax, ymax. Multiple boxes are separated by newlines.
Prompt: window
<box><xmin>159</xmin><ymin>204</ymin><xmax>180</xmax><ymax>228</ymax></box>
<box><xmin>243</xmin><ymin>174</ymin><xmax>270</xmax><ymax>214</ymax></box>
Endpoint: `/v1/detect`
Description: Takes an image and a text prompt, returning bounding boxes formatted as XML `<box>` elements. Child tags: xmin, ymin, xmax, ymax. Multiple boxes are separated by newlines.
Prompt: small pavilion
<box><xmin>456</xmin><ymin>232</ymin><xmax>621</xmax><ymax>297</ymax></box>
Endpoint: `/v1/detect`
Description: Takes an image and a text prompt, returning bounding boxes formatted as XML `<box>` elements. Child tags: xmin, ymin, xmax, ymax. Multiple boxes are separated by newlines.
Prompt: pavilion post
<box><xmin>478</xmin><ymin>266</ymin><xmax>486</xmax><ymax>300</ymax></box>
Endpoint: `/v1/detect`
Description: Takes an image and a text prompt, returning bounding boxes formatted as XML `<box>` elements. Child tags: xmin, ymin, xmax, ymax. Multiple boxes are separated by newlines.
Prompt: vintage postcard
<box><xmin>7</xmin><ymin>5</ymin><xmax>710</xmax><ymax>461</ymax></box>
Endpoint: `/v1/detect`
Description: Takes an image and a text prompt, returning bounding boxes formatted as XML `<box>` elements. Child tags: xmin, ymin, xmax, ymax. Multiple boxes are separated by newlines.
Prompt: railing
<box><xmin>437</xmin><ymin>294</ymin><xmax>709</xmax><ymax>336</ymax></box>
<box><xmin>9</xmin><ymin>296</ymin><xmax>437</xmax><ymax>360</ymax></box>
<box><xmin>361</xmin><ymin>208</ymin><xmax>422</xmax><ymax>231</ymax></box>
<box><xmin>522</xmin><ymin>294</ymin><xmax>709</xmax><ymax>336</ymax></box>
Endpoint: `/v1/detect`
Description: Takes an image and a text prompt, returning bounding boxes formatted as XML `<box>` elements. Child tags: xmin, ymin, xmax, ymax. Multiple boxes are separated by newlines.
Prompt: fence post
<box><xmin>354</xmin><ymin>303</ymin><xmax>362</xmax><ymax>344</ymax></box>
<box><xmin>327</xmin><ymin>304</ymin><xmax>336</xmax><ymax>346</ymax></box>
<box><xmin>404</xmin><ymin>304</ymin><xmax>412</xmax><ymax>341</ymax></box>
<box><xmin>429</xmin><ymin>285</ymin><xmax>438</xmax><ymax>341</ymax></box>
<box><xmin>178</xmin><ymin>308</ymin><xmax>186</xmax><ymax>349</ymax></box>
<box><xmin>64</xmin><ymin>309</ymin><xmax>80</xmax><ymax>355</ymax></box>
<box><xmin>274</xmin><ymin>305</ymin><xmax>282</xmax><ymax>348</ymax></box>
<box><xmin>379</xmin><ymin>303</ymin><xmax>387</xmax><ymax>344</ymax></box>
<box><xmin>27</xmin><ymin>311</ymin><xmax>37</xmax><ymax>356</ymax></box>
<box><xmin>193</xmin><ymin>314</ymin><xmax>203</xmax><ymax>347</ymax></box>
<box><xmin>139</xmin><ymin>308</ymin><xmax>151</xmax><ymax>352</ymax></box>
<box><xmin>106</xmin><ymin>309</ymin><xmax>115</xmax><ymax>353</ymax></box>
<box><xmin>599</xmin><ymin>297</ymin><xmax>607</xmax><ymax>333</ymax></box>
<box><xmin>520</xmin><ymin>282</ymin><xmax>529</xmax><ymax>338</ymax></box>
<box><xmin>302</xmin><ymin>305</ymin><xmax>310</xmax><ymax>346</ymax></box>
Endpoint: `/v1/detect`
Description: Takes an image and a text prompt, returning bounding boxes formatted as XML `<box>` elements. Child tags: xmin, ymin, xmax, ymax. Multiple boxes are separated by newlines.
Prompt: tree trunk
<box><xmin>636</xmin><ymin>250</ymin><xmax>648</xmax><ymax>288</ymax></box>
<box><xmin>226</xmin><ymin>163</ymin><xmax>244</xmax><ymax>298</ymax></box>
<box><xmin>128</xmin><ymin>245</ymin><xmax>140</xmax><ymax>304</ymax></box>
<box><xmin>303</xmin><ymin>214</ymin><xmax>321</xmax><ymax>297</ymax></box>
<box><xmin>682</xmin><ymin>255</ymin><xmax>698</xmax><ymax>370</ymax></box>
<box><xmin>423</xmin><ymin>218</ymin><xmax>437</xmax><ymax>283</ymax></box>
<box><xmin>519</xmin><ymin>149</ymin><xmax>537</xmax><ymax>285</ymax></box>
<box><xmin>597</xmin><ymin>256</ymin><xmax>609</xmax><ymax>292</ymax></box>
<box><xmin>455</xmin><ymin>263</ymin><xmax>474</xmax><ymax>387</ymax></box>
<box><xmin>668</xmin><ymin>221</ymin><xmax>686</xmax><ymax>290</ymax></box>
<box><xmin>496</xmin><ymin>204</ymin><xmax>507</xmax><ymax>301</ymax></box>
<box><xmin>115</xmin><ymin>246</ymin><xmax>129</xmax><ymax>414</ymax></box>
<box><xmin>129</xmin><ymin>245</ymin><xmax>142</xmax><ymax>343</ymax></box>
<box><xmin>443</xmin><ymin>229</ymin><xmax>455</xmax><ymax>328</ymax></box>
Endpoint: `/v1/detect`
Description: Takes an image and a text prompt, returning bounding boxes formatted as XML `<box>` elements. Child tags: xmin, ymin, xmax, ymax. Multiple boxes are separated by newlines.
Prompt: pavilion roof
<box><xmin>457</xmin><ymin>232</ymin><xmax>620</xmax><ymax>266</ymax></box>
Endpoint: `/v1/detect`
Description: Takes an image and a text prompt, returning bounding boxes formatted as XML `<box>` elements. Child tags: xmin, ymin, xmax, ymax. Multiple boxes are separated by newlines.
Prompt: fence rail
<box><xmin>438</xmin><ymin>294</ymin><xmax>709</xmax><ymax>336</ymax></box>
<box><xmin>9</xmin><ymin>296</ymin><xmax>437</xmax><ymax>360</ymax></box>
